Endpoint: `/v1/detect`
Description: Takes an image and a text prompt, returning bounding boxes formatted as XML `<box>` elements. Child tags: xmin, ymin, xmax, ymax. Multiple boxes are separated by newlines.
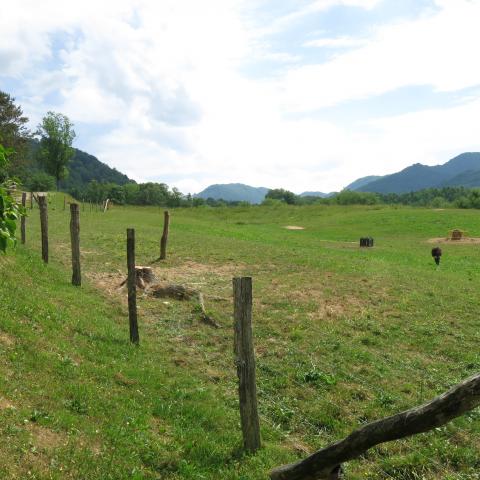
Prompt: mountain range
<box><xmin>194</xmin><ymin>153</ymin><xmax>480</xmax><ymax>202</ymax></box>
<box><xmin>353</xmin><ymin>153</ymin><xmax>480</xmax><ymax>193</ymax></box>
<box><xmin>33</xmin><ymin>147</ymin><xmax>480</xmax><ymax>202</ymax></box>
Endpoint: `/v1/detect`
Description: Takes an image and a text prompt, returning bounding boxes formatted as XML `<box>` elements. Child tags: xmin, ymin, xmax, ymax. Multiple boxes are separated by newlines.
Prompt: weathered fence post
<box><xmin>160</xmin><ymin>210</ymin><xmax>170</xmax><ymax>260</ymax></box>
<box><xmin>63</xmin><ymin>195</ymin><xmax>66</xmax><ymax>211</ymax></box>
<box><xmin>38</xmin><ymin>195</ymin><xmax>48</xmax><ymax>263</ymax></box>
<box><xmin>21</xmin><ymin>192</ymin><xmax>26</xmax><ymax>244</ymax></box>
<box><xmin>30</xmin><ymin>191</ymin><xmax>33</xmax><ymax>209</ymax></box>
<box><xmin>233</xmin><ymin>276</ymin><xmax>261</xmax><ymax>452</ymax></box>
<box><xmin>70</xmin><ymin>203</ymin><xmax>81</xmax><ymax>286</ymax></box>
<box><xmin>127</xmin><ymin>228</ymin><xmax>139</xmax><ymax>344</ymax></box>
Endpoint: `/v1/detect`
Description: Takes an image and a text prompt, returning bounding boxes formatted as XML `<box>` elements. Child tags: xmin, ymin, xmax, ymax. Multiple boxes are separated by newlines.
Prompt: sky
<box><xmin>1</xmin><ymin>0</ymin><xmax>480</xmax><ymax>194</ymax></box>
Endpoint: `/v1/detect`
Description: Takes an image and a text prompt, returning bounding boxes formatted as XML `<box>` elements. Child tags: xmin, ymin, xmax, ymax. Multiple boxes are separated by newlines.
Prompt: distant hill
<box><xmin>59</xmin><ymin>148</ymin><xmax>132</xmax><ymax>191</ymax></box>
<box><xmin>344</xmin><ymin>175</ymin><xmax>382</xmax><ymax>191</ymax></box>
<box><xmin>25</xmin><ymin>139</ymin><xmax>133</xmax><ymax>191</ymax></box>
<box><xmin>442</xmin><ymin>169</ymin><xmax>480</xmax><ymax>188</ymax></box>
<box><xmin>354</xmin><ymin>153</ymin><xmax>480</xmax><ymax>194</ymax></box>
<box><xmin>299</xmin><ymin>191</ymin><xmax>332</xmax><ymax>198</ymax></box>
<box><xmin>195</xmin><ymin>183</ymin><xmax>269</xmax><ymax>204</ymax></box>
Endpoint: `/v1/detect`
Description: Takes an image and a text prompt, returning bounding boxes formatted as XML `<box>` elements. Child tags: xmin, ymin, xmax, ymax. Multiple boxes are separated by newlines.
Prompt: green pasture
<box><xmin>1</xmin><ymin>195</ymin><xmax>479</xmax><ymax>479</ymax></box>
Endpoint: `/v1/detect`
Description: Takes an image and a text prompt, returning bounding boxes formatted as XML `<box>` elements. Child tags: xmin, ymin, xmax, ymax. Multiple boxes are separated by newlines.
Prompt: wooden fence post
<box><xmin>63</xmin><ymin>196</ymin><xmax>66</xmax><ymax>211</ymax></box>
<box><xmin>30</xmin><ymin>191</ymin><xmax>33</xmax><ymax>209</ymax></box>
<box><xmin>233</xmin><ymin>276</ymin><xmax>261</xmax><ymax>452</ymax></box>
<box><xmin>70</xmin><ymin>203</ymin><xmax>81</xmax><ymax>286</ymax></box>
<box><xmin>127</xmin><ymin>228</ymin><xmax>139</xmax><ymax>344</ymax></box>
<box><xmin>38</xmin><ymin>195</ymin><xmax>48</xmax><ymax>263</ymax></box>
<box><xmin>21</xmin><ymin>192</ymin><xmax>26</xmax><ymax>244</ymax></box>
<box><xmin>160</xmin><ymin>210</ymin><xmax>170</xmax><ymax>260</ymax></box>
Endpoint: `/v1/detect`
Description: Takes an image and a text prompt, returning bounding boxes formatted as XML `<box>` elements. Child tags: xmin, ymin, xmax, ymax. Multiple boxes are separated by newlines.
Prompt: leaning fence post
<box><xmin>38</xmin><ymin>195</ymin><xmax>48</xmax><ymax>263</ymax></box>
<box><xmin>233</xmin><ymin>276</ymin><xmax>261</xmax><ymax>452</ymax></box>
<box><xmin>127</xmin><ymin>228</ymin><xmax>139</xmax><ymax>344</ymax></box>
<box><xmin>21</xmin><ymin>192</ymin><xmax>26</xmax><ymax>244</ymax></box>
<box><xmin>70</xmin><ymin>203</ymin><xmax>81</xmax><ymax>286</ymax></box>
<box><xmin>160</xmin><ymin>210</ymin><xmax>170</xmax><ymax>260</ymax></box>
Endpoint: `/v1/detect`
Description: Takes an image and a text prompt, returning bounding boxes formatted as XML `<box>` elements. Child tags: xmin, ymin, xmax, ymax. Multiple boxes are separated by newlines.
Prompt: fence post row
<box><xmin>127</xmin><ymin>228</ymin><xmax>139</xmax><ymax>344</ymax></box>
<box><xmin>233</xmin><ymin>276</ymin><xmax>261</xmax><ymax>453</ymax></box>
<box><xmin>70</xmin><ymin>203</ymin><xmax>81</xmax><ymax>286</ymax></box>
<box><xmin>21</xmin><ymin>192</ymin><xmax>26</xmax><ymax>244</ymax></box>
<box><xmin>38</xmin><ymin>195</ymin><xmax>48</xmax><ymax>264</ymax></box>
<box><xmin>160</xmin><ymin>210</ymin><xmax>170</xmax><ymax>260</ymax></box>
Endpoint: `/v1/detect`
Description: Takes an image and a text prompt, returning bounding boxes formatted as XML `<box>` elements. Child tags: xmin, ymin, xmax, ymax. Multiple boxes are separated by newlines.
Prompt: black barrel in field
<box><xmin>360</xmin><ymin>237</ymin><xmax>374</xmax><ymax>247</ymax></box>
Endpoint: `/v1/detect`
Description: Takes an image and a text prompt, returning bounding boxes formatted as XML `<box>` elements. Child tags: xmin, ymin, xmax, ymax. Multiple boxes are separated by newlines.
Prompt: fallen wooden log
<box><xmin>149</xmin><ymin>283</ymin><xmax>220</xmax><ymax>328</ymax></box>
<box><xmin>270</xmin><ymin>373</ymin><xmax>480</xmax><ymax>480</ymax></box>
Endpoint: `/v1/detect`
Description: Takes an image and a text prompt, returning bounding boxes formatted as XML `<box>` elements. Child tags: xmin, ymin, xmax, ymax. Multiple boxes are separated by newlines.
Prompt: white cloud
<box><xmin>281</xmin><ymin>0</ymin><xmax>480</xmax><ymax>112</ymax></box>
<box><xmin>1</xmin><ymin>0</ymin><xmax>480</xmax><ymax>194</ymax></box>
<box><xmin>303</xmin><ymin>36</ymin><xmax>368</xmax><ymax>48</ymax></box>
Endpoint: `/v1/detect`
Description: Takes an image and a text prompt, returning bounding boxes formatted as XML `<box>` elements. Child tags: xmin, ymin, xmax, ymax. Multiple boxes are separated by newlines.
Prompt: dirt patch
<box><xmin>0</xmin><ymin>397</ymin><xmax>15</xmax><ymax>410</ymax></box>
<box><xmin>284</xmin><ymin>225</ymin><xmax>305</xmax><ymax>230</ymax></box>
<box><xmin>85</xmin><ymin>271</ymin><xmax>128</xmax><ymax>302</ymax></box>
<box><xmin>28</xmin><ymin>424</ymin><xmax>66</xmax><ymax>451</ymax></box>
<box><xmin>427</xmin><ymin>237</ymin><xmax>480</xmax><ymax>245</ymax></box>
<box><xmin>158</xmin><ymin>260</ymin><xmax>243</xmax><ymax>283</ymax></box>
<box><xmin>284</xmin><ymin>436</ymin><xmax>312</xmax><ymax>455</ymax></box>
<box><xmin>88</xmin><ymin>261</ymin><xmax>242</xmax><ymax>292</ymax></box>
<box><xmin>0</xmin><ymin>332</ymin><xmax>15</xmax><ymax>347</ymax></box>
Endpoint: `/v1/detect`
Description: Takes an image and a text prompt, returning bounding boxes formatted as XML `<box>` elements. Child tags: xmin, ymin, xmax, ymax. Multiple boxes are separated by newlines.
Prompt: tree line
<box><xmin>261</xmin><ymin>187</ymin><xmax>480</xmax><ymax>209</ymax></box>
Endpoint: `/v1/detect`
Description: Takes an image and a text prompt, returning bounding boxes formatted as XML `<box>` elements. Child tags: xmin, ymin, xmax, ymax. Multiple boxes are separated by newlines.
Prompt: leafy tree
<box><xmin>37</xmin><ymin>112</ymin><xmax>76</xmax><ymax>189</ymax></box>
<box><xmin>27</xmin><ymin>171</ymin><xmax>56</xmax><ymax>192</ymax></box>
<box><xmin>265</xmin><ymin>188</ymin><xmax>297</xmax><ymax>205</ymax></box>
<box><xmin>0</xmin><ymin>91</ymin><xmax>30</xmax><ymax>178</ymax></box>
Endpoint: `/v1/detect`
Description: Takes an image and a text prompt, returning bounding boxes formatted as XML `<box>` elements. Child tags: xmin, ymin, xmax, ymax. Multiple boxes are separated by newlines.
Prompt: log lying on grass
<box><xmin>149</xmin><ymin>284</ymin><xmax>220</xmax><ymax>328</ymax></box>
<box><xmin>270</xmin><ymin>373</ymin><xmax>480</xmax><ymax>480</ymax></box>
<box><xmin>119</xmin><ymin>269</ymin><xmax>219</xmax><ymax>328</ymax></box>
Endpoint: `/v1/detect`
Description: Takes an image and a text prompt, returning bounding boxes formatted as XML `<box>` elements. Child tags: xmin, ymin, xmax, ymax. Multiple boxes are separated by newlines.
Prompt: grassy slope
<box><xmin>1</xmin><ymin>195</ymin><xmax>480</xmax><ymax>479</ymax></box>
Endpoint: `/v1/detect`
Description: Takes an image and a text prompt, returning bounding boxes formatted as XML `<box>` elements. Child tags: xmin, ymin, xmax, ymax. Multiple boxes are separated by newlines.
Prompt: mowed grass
<box><xmin>1</xmin><ymin>194</ymin><xmax>480</xmax><ymax>479</ymax></box>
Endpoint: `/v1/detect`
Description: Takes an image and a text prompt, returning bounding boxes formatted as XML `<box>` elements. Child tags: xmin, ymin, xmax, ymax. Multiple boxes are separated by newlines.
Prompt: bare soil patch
<box><xmin>284</xmin><ymin>225</ymin><xmax>305</xmax><ymax>230</ymax></box>
<box><xmin>427</xmin><ymin>237</ymin><xmax>480</xmax><ymax>245</ymax></box>
<box><xmin>0</xmin><ymin>397</ymin><xmax>15</xmax><ymax>410</ymax></box>
<box><xmin>28</xmin><ymin>424</ymin><xmax>66</xmax><ymax>451</ymax></box>
<box><xmin>0</xmin><ymin>331</ymin><xmax>15</xmax><ymax>347</ymax></box>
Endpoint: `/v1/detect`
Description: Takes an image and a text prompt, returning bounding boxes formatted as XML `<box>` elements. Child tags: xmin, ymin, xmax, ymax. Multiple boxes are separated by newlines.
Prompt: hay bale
<box><xmin>451</xmin><ymin>229</ymin><xmax>463</xmax><ymax>240</ymax></box>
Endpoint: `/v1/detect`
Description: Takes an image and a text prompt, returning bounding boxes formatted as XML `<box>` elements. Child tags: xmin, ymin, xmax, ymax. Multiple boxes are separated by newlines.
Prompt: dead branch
<box><xmin>270</xmin><ymin>373</ymin><xmax>480</xmax><ymax>480</ymax></box>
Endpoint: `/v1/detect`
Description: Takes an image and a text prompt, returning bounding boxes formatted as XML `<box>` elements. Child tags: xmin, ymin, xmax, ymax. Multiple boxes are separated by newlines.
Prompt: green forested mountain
<box><xmin>195</xmin><ymin>183</ymin><xmax>269</xmax><ymax>204</ymax></box>
<box><xmin>441</xmin><ymin>169</ymin><xmax>480</xmax><ymax>188</ymax></box>
<box><xmin>22</xmin><ymin>139</ymin><xmax>133</xmax><ymax>192</ymax></box>
<box><xmin>344</xmin><ymin>175</ymin><xmax>382</xmax><ymax>191</ymax></box>
<box><xmin>354</xmin><ymin>153</ymin><xmax>480</xmax><ymax>193</ymax></box>
<box><xmin>59</xmin><ymin>147</ymin><xmax>132</xmax><ymax>192</ymax></box>
<box><xmin>299</xmin><ymin>191</ymin><xmax>332</xmax><ymax>198</ymax></box>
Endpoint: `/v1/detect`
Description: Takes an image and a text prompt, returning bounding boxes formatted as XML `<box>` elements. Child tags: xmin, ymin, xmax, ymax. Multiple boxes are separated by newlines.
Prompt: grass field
<box><xmin>1</xmin><ymin>195</ymin><xmax>480</xmax><ymax>479</ymax></box>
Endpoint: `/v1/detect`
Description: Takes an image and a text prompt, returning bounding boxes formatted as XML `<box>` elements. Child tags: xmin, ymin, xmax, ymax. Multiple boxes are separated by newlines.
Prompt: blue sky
<box><xmin>1</xmin><ymin>0</ymin><xmax>480</xmax><ymax>193</ymax></box>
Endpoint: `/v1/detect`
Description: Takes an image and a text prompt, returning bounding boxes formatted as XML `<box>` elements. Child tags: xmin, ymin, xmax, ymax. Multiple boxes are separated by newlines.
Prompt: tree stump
<box><xmin>119</xmin><ymin>266</ymin><xmax>156</xmax><ymax>289</ymax></box>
